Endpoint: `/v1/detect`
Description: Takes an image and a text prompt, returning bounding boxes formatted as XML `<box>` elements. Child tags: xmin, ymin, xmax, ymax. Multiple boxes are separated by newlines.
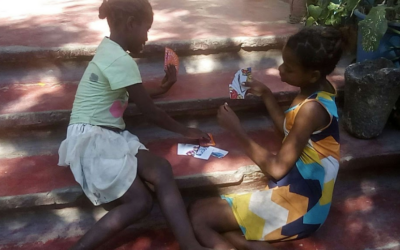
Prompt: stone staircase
<box><xmin>1</xmin><ymin>0</ymin><xmax>400</xmax><ymax>249</ymax></box>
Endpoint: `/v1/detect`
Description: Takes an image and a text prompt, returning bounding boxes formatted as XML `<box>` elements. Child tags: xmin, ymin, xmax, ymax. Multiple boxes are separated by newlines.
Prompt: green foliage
<box><xmin>358</xmin><ymin>0</ymin><xmax>400</xmax><ymax>52</ymax></box>
<box><xmin>308</xmin><ymin>4</ymin><xmax>323</xmax><ymax>19</ymax></box>
<box><xmin>347</xmin><ymin>0</ymin><xmax>362</xmax><ymax>14</ymax></box>
<box><xmin>307</xmin><ymin>0</ymin><xmax>400</xmax><ymax>53</ymax></box>
<box><xmin>359</xmin><ymin>6</ymin><xmax>388</xmax><ymax>51</ymax></box>
<box><xmin>306</xmin><ymin>0</ymin><xmax>359</xmax><ymax>27</ymax></box>
<box><xmin>325</xmin><ymin>2</ymin><xmax>347</xmax><ymax>25</ymax></box>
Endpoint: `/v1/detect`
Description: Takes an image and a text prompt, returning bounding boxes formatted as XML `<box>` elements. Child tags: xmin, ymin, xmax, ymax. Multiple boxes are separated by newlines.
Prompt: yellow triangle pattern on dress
<box><xmin>300</xmin><ymin>145</ymin><xmax>322</xmax><ymax>165</ymax></box>
<box><xmin>225</xmin><ymin>193</ymin><xmax>266</xmax><ymax>240</ymax></box>
<box><xmin>319</xmin><ymin>178</ymin><xmax>335</xmax><ymax>205</ymax></box>
<box><xmin>317</xmin><ymin>91</ymin><xmax>334</xmax><ymax>101</ymax></box>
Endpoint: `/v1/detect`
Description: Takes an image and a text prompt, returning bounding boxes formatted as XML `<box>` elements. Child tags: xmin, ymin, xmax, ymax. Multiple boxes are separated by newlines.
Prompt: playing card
<box><xmin>194</xmin><ymin>146</ymin><xmax>213</xmax><ymax>160</ymax></box>
<box><xmin>229</xmin><ymin>68</ymin><xmax>252</xmax><ymax>99</ymax></box>
<box><xmin>164</xmin><ymin>47</ymin><xmax>179</xmax><ymax>73</ymax></box>
<box><xmin>177</xmin><ymin>144</ymin><xmax>199</xmax><ymax>156</ymax></box>
<box><xmin>199</xmin><ymin>133</ymin><xmax>216</xmax><ymax>147</ymax></box>
<box><xmin>209</xmin><ymin>147</ymin><xmax>229</xmax><ymax>158</ymax></box>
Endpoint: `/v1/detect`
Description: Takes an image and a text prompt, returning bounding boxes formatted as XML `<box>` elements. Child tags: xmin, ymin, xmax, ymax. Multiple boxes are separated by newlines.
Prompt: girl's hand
<box><xmin>183</xmin><ymin>128</ymin><xmax>210</xmax><ymax>140</ymax></box>
<box><xmin>160</xmin><ymin>64</ymin><xmax>177</xmax><ymax>93</ymax></box>
<box><xmin>217</xmin><ymin>103</ymin><xmax>243</xmax><ymax>133</ymax></box>
<box><xmin>242</xmin><ymin>78</ymin><xmax>271</xmax><ymax>97</ymax></box>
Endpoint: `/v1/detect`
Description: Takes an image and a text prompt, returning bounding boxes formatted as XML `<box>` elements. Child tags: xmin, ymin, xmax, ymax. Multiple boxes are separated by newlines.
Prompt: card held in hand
<box><xmin>199</xmin><ymin>133</ymin><xmax>216</xmax><ymax>147</ymax></box>
<box><xmin>229</xmin><ymin>67</ymin><xmax>252</xmax><ymax>99</ymax></box>
<box><xmin>164</xmin><ymin>47</ymin><xmax>180</xmax><ymax>73</ymax></box>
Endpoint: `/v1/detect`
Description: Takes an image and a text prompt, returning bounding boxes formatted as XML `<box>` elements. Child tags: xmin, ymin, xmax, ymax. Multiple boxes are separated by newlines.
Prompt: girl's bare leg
<box><xmin>136</xmin><ymin>150</ymin><xmax>210</xmax><ymax>250</ymax></box>
<box><xmin>70</xmin><ymin>176</ymin><xmax>153</xmax><ymax>250</ymax></box>
<box><xmin>189</xmin><ymin>197</ymin><xmax>242</xmax><ymax>250</ymax></box>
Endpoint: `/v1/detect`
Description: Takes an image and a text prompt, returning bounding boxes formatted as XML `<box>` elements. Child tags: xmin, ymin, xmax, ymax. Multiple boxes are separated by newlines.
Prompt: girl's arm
<box><xmin>243</xmin><ymin>79</ymin><xmax>285</xmax><ymax>135</ymax></box>
<box><xmin>127</xmin><ymin>83</ymin><xmax>209</xmax><ymax>140</ymax></box>
<box><xmin>145</xmin><ymin>65</ymin><xmax>177</xmax><ymax>98</ymax></box>
<box><xmin>218</xmin><ymin>102</ymin><xmax>330</xmax><ymax>180</ymax></box>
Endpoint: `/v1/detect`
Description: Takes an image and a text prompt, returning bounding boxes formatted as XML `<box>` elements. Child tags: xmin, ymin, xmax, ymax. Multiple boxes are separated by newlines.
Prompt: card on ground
<box><xmin>164</xmin><ymin>47</ymin><xmax>180</xmax><ymax>73</ymax></box>
<box><xmin>229</xmin><ymin>67</ymin><xmax>252</xmax><ymax>99</ymax></box>
<box><xmin>177</xmin><ymin>144</ymin><xmax>199</xmax><ymax>156</ymax></box>
<box><xmin>194</xmin><ymin>146</ymin><xmax>214</xmax><ymax>160</ymax></box>
<box><xmin>209</xmin><ymin>147</ymin><xmax>229</xmax><ymax>158</ymax></box>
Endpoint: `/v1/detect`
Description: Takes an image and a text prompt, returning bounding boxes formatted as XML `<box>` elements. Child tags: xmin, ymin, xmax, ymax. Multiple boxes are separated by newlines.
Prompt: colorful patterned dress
<box><xmin>222</xmin><ymin>90</ymin><xmax>340</xmax><ymax>241</ymax></box>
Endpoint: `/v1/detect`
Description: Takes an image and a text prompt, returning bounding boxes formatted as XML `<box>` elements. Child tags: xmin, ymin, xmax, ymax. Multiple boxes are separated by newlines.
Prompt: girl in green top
<box><xmin>58</xmin><ymin>0</ymin><xmax>211</xmax><ymax>249</ymax></box>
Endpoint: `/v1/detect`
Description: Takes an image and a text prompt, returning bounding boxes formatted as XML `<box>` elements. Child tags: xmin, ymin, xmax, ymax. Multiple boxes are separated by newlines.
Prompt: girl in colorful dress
<box><xmin>189</xmin><ymin>26</ymin><xmax>342</xmax><ymax>250</ymax></box>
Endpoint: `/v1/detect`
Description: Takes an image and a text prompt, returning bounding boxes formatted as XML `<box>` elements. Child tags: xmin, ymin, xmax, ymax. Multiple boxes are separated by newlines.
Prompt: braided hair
<box><xmin>286</xmin><ymin>26</ymin><xmax>343</xmax><ymax>76</ymax></box>
<box><xmin>99</xmin><ymin>0</ymin><xmax>153</xmax><ymax>29</ymax></box>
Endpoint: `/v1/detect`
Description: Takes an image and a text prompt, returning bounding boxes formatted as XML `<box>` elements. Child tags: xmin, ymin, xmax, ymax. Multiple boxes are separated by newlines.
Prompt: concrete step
<box><xmin>1</xmin><ymin>109</ymin><xmax>400</xmax><ymax>211</ymax></box>
<box><xmin>1</xmin><ymin>165</ymin><xmax>399</xmax><ymax>250</ymax></box>
<box><xmin>0</xmin><ymin>0</ymin><xmax>300</xmax><ymax>62</ymax></box>
<box><xmin>0</xmin><ymin>111</ymin><xmax>280</xmax><ymax>201</ymax></box>
<box><xmin>0</xmin><ymin>50</ymin><xmax>351</xmax><ymax>129</ymax></box>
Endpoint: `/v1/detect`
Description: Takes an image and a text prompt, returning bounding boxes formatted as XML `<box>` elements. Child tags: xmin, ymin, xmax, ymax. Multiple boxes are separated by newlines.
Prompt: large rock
<box><xmin>343</xmin><ymin>58</ymin><xmax>400</xmax><ymax>139</ymax></box>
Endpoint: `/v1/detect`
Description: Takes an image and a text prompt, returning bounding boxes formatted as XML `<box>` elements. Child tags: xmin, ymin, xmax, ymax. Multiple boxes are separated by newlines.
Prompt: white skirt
<box><xmin>58</xmin><ymin>124</ymin><xmax>147</xmax><ymax>205</ymax></box>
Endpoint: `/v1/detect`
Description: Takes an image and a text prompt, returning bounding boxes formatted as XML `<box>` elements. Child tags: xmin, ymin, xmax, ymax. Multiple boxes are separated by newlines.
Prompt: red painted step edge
<box><xmin>0</xmin><ymin>71</ymin><xmax>344</xmax><ymax>115</ymax></box>
<box><xmin>0</xmin><ymin>129</ymin><xmax>281</xmax><ymax>197</ymax></box>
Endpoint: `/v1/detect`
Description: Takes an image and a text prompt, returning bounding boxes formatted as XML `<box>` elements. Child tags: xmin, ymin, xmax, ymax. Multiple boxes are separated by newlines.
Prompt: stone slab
<box><xmin>0</xmin><ymin>0</ymin><xmax>300</xmax><ymax>62</ymax></box>
<box><xmin>0</xmin><ymin>50</ymin><xmax>347</xmax><ymax>129</ymax></box>
<box><xmin>1</xmin><ymin>114</ymin><xmax>399</xmax><ymax>210</ymax></box>
<box><xmin>0</xmin><ymin>165</ymin><xmax>399</xmax><ymax>250</ymax></box>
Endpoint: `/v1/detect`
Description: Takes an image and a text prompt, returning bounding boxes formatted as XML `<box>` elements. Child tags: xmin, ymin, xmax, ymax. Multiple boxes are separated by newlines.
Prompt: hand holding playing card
<box><xmin>242</xmin><ymin>78</ymin><xmax>271</xmax><ymax>97</ymax></box>
<box><xmin>183</xmin><ymin>127</ymin><xmax>210</xmax><ymax>141</ymax></box>
<box><xmin>199</xmin><ymin>133</ymin><xmax>215</xmax><ymax>146</ymax></box>
<box><xmin>160</xmin><ymin>64</ymin><xmax>177</xmax><ymax>93</ymax></box>
<box><xmin>164</xmin><ymin>47</ymin><xmax>179</xmax><ymax>73</ymax></box>
<box><xmin>229</xmin><ymin>68</ymin><xmax>252</xmax><ymax>99</ymax></box>
<box><xmin>217</xmin><ymin>103</ymin><xmax>243</xmax><ymax>133</ymax></box>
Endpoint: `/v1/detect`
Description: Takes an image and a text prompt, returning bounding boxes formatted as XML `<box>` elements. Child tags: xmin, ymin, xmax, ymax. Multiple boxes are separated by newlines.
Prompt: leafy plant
<box><xmin>307</xmin><ymin>0</ymin><xmax>400</xmax><ymax>52</ymax></box>
<box><xmin>306</xmin><ymin>0</ymin><xmax>361</xmax><ymax>27</ymax></box>
<box><xmin>359</xmin><ymin>0</ymin><xmax>400</xmax><ymax>52</ymax></box>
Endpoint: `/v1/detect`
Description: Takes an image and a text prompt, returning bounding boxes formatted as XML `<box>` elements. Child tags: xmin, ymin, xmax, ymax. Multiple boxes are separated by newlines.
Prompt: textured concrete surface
<box><xmin>0</xmin><ymin>165</ymin><xmax>399</xmax><ymax>250</ymax></box>
<box><xmin>1</xmin><ymin>111</ymin><xmax>399</xmax><ymax>209</ymax></box>
<box><xmin>1</xmin><ymin>0</ymin><xmax>294</xmax><ymax>46</ymax></box>
<box><xmin>0</xmin><ymin>0</ymin><xmax>300</xmax><ymax>61</ymax></box>
<box><xmin>0</xmin><ymin>112</ymin><xmax>280</xmax><ymax>197</ymax></box>
<box><xmin>0</xmin><ymin>50</ymin><xmax>350</xmax><ymax>129</ymax></box>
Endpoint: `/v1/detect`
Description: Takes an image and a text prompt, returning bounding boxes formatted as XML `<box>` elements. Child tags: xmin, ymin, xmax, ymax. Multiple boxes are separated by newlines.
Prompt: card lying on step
<box><xmin>194</xmin><ymin>146</ymin><xmax>214</xmax><ymax>160</ymax></box>
<box><xmin>177</xmin><ymin>144</ymin><xmax>229</xmax><ymax>160</ymax></box>
<box><xmin>177</xmin><ymin>144</ymin><xmax>199</xmax><ymax>156</ymax></box>
<box><xmin>209</xmin><ymin>146</ymin><xmax>229</xmax><ymax>158</ymax></box>
<box><xmin>164</xmin><ymin>47</ymin><xmax>180</xmax><ymax>73</ymax></box>
<box><xmin>229</xmin><ymin>67</ymin><xmax>252</xmax><ymax>99</ymax></box>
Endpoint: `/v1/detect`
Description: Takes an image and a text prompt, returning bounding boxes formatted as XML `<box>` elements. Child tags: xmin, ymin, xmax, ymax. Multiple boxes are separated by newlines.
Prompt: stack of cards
<box><xmin>164</xmin><ymin>47</ymin><xmax>179</xmax><ymax>73</ymax></box>
<box><xmin>229</xmin><ymin>67</ymin><xmax>252</xmax><ymax>99</ymax></box>
<box><xmin>177</xmin><ymin>134</ymin><xmax>228</xmax><ymax>160</ymax></box>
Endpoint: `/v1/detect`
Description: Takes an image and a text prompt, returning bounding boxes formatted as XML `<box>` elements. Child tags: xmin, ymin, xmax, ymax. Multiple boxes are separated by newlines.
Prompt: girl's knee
<box><xmin>127</xmin><ymin>191</ymin><xmax>154</xmax><ymax>217</ymax></box>
<box><xmin>137</xmin><ymin>151</ymin><xmax>174</xmax><ymax>184</ymax></box>
<box><xmin>152</xmin><ymin>157</ymin><xmax>174</xmax><ymax>181</ymax></box>
<box><xmin>121</xmin><ymin>178</ymin><xmax>154</xmax><ymax>213</ymax></box>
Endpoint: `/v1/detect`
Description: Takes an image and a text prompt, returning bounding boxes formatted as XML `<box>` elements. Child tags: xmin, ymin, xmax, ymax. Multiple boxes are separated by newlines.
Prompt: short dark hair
<box><xmin>286</xmin><ymin>26</ymin><xmax>343</xmax><ymax>76</ymax></box>
<box><xmin>99</xmin><ymin>0</ymin><xmax>153</xmax><ymax>29</ymax></box>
